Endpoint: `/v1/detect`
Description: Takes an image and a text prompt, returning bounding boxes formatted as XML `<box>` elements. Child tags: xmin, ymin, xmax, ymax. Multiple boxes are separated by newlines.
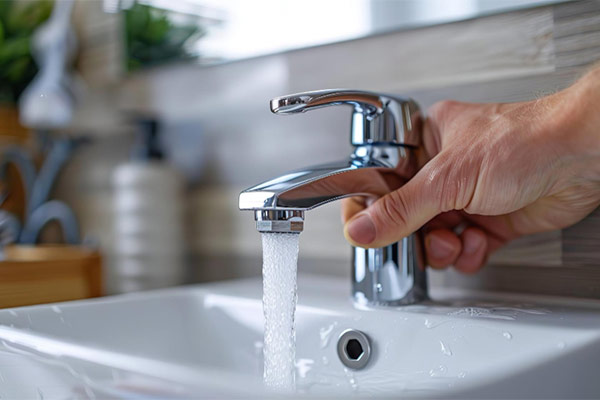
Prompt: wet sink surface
<box><xmin>1</xmin><ymin>275</ymin><xmax>600</xmax><ymax>398</ymax></box>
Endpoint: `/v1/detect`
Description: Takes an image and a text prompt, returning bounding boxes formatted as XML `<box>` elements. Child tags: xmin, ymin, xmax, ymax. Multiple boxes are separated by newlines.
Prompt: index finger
<box><xmin>341</xmin><ymin>196</ymin><xmax>367</xmax><ymax>224</ymax></box>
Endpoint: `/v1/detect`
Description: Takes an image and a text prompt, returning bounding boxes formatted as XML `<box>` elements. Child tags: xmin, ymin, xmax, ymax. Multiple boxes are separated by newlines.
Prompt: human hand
<box><xmin>342</xmin><ymin>67</ymin><xmax>600</xmax><ymax>274</ymax></box>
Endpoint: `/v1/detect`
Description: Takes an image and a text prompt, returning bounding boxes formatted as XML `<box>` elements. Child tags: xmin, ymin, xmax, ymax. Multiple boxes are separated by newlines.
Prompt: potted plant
<box><xmin>124</xmin><ymin>2</ymin><xmax>204</xmax><ymax>71</ymax></box>
<box><xmin>0</xmin><ymin>0</ymin><xmax>53</xmax><ymax>143</ymax></box>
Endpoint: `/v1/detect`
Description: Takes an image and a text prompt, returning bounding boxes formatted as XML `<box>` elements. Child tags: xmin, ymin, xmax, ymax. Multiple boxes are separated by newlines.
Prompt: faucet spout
<box><xmin>238</xmin><ymin>145</ymin><xmax>416</xmax><ymax>222</ymax></box>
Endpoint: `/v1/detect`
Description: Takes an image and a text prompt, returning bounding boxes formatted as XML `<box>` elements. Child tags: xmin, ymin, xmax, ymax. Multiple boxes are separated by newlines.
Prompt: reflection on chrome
<box><xmin>239</xmin><ymin>145</ymin><xmax>414</xmax><ymax>212</ymax></box>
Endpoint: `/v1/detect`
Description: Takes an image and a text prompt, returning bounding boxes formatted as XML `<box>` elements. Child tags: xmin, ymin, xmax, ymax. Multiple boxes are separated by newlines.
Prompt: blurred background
<box><xmin>0</xmin><ymin>0</ymin><xmax>599</xmax><ymax>307</ymax></box>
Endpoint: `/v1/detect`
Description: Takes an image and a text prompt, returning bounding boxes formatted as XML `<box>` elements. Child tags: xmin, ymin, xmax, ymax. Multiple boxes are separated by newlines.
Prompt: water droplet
<box><xmin>503</xmin><ymin>332</ymin><xmax>512</xmax><ymax>340</ymax></box>
<box><xmin>345</xmin><ymin>369</ymin><xmax>358</xmax><ymax>391</ymax></box>
<box><xmin>319</xmin><ymin>322</ymin><xmax>337</xmax><ymax>349</ymax></box>
<box><xmin>376</xmin><ymin>283</ymin><xmax>383</xmax><ymax>292</ymax></box>
<box><xmin>83</xmin><ymin>385</ymin><xmax>95</xmax><ymax>399</ymax></box>
<box><xmin>51</xmin><ymin>306</ymin><xmax>62</xmax><ymax>314</ymax></box>
<box><xmin>349</xmin><ymin>377</ymin><xmax>358</xmax><ymax>391</ymax></box>
<box><xmin>458</xmin><ymin>371</ymin><xmax>466</xmax><ymax>379</ymax></box>
<box><xmin>295</xmin><ymin>359</ymin><xmax>314</xmax><ymax>379</ymax></box>
<box><xmin>446</xmin><ymin>306</ymin><xmax>516</xmax><ymax>321</ymax></box>
<box><xmin>429</xmin><ymin>364</ymin><xmax>448</xmax><ymax>377</ymax></box>
<box><xmin>423</xmin><ymin>318</ymin><xmax>450</xmax><ymax>329</ymax></box>
<box><xmin>37</xmin><ymin>388</ymin><xmax>44</xmax><ymax>400</ymax></box>
<box><xmin>439</xmin><ymin>340</ymin><xmax>453</xmax><ymax>356</ymax></box>
<box><xmin>322</xmin><ymin>356</ymin><xmax>329</xmax><ymax>365</ymax></box>
<box><xmin>557</xmin><ymin>341</ymin><xmax>566</xmax><ymax>349</ymax></box>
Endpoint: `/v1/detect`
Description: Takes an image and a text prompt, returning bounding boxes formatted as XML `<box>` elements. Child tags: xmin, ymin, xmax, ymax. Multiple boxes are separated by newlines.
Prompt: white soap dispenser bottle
<box><xmin>109</xmin><ymin>117</ymin><xmax>186</xmax><ymax>294</ymax></box>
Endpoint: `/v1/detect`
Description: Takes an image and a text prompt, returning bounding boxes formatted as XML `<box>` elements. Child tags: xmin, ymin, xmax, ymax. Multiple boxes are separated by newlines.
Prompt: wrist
<box><xmin>550</xmin><ymin>67</ymin><xmax>600</xmax><ymax>181</ymax></box>
<box><xmin>568</xmin><ymin>68</ymin><xmax>600</xmax><ymax>151</ymax></box>
<box><xmin>576</xmin><ymin>67</ymin><xmax>600</xmax><ymax>181</ymax></box>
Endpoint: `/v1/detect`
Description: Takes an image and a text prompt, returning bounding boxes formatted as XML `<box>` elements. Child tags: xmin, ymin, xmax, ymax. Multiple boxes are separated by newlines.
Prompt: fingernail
<box><xmin>346</xmin><ymin>214</ymin><xmax>376</xmax><ymax>245</ymax></box>
<box><xmin>428</xmin><ymin>235</ymin><xmax>455</xmax><ymax>259</ymax></box>
<box><xmin>464</xmin><ymin>232</ymin><xmax>484</xmax><ymax>255</ymax></box>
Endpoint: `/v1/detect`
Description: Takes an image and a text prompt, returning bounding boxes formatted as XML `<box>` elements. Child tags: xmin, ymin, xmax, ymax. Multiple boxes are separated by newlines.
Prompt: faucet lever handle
<box><xmin>270</xmin><ymin>89</ymin><xmax>421</xmax><ymax>147</ymax></box>
<box><xmin>271</xmin><ymin>89</ymin><xmax>385</xmax><ymax>115</ymax></box>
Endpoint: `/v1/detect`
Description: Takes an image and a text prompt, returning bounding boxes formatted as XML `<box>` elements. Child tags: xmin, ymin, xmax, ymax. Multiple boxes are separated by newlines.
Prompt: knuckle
<box><xmin>376</xmin><ymin>190</ymin><xmax>410</xmax><ymax>228</ymax></box>
<box><xmin>421</xmin><ymin>156</ymin><xmax>455</xmax><ymax>212</ymax></box>
<box><xmin>429</xmin><ymin>100</ymin><xmax>459</xmax><ymax>120</ymax></box>
<box><xmin>428</xmin><ymin>150</ymin><xmax>481</xmax><ymax>212</ymax></box>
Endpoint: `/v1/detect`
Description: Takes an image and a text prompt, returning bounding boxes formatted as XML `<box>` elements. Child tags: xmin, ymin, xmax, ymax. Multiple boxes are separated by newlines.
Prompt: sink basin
<box><xmin>1</xmin><ymin>274</ymin><xmax>600</xmax><ymax>398</ymax></box>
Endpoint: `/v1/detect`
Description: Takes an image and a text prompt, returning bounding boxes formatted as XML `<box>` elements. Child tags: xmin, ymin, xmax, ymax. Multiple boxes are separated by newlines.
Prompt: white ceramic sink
<box><xmin>1</xmin><ymin>274</ymin><xmax>600</xmax><ymax>399</ymax></box>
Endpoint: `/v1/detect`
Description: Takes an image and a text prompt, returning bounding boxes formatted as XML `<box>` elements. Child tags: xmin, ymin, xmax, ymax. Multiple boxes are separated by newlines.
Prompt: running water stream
<box><xmin>261</xmin><ymin>233</ymin><xmax>300</xmax><ymax>392</ymax></box>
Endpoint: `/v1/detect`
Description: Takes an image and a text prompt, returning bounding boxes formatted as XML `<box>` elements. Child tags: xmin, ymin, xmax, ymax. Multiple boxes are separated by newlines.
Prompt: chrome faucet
<box><xmin>239</xmin><ymin>89</ymin><xmax>427</xmax><ymax>306</ymax></box>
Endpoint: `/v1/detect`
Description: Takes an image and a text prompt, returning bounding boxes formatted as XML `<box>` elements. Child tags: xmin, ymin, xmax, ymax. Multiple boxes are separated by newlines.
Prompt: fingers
<box><xmin>341</xmin><ymin>197</ymin><xmax>367</xmax><ymax>224</ymax></box>
<box><xmin>424</xmin><ymin>226</ymin><xmax>489</xmax><ymax>273</ymax></box>
<box><xmin>343</xmin><ymin>160</ymin><xmax>444</xmax><ymax>248</ymax></box>
<box><xmin>454</xmin><ymin>227</ymin><xmax>488</xmax><ymax>274</ymax></box>
<box><xmin>425</xmin><ymin>229</ymin><xmax>461</xmax><ymax>269</ymax></box>
<box><xmin>342</xmin><ymin>100</ymin><xmax>479</xmax><ymax>248</ymax></box>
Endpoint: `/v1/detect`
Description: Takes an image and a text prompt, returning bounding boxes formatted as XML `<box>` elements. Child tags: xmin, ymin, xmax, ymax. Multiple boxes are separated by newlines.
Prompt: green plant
<box><xmin>0</xmin><ymin>0</ymin><xmax>54</xmax><ymax>105</ymax></box>
<box><xmin>125</xmin><ymin>2</ymin><xmax>204</xmax><ymax>71</ymax></box>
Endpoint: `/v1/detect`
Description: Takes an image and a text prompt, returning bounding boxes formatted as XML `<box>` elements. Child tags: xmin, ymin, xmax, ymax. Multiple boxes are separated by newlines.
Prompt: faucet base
<box><xmin>352</xmin><ymin>233</ymin><xmax>427</xmax><ymax>306</ymax></box>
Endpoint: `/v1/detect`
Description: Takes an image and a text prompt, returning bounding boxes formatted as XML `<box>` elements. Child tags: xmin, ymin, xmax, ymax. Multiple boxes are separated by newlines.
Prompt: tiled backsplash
<box><xmin>57</xmin><ymin>1</ymin><xmax>600</xmax><ymax>297</ymax></box>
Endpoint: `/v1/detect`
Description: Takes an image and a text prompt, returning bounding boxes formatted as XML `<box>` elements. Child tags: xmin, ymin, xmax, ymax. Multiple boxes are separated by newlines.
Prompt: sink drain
<box><xmin>337</xmin><ymin>329</ymin><xmax>371</xmax><ymax>370</ymax></box>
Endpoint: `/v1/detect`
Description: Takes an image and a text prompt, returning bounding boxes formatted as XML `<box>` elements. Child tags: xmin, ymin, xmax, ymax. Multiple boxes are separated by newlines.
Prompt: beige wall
<box><xmin>57</xmin><ymin>1</ymin><xmax>600</xmax><ymax>297</ymax></box>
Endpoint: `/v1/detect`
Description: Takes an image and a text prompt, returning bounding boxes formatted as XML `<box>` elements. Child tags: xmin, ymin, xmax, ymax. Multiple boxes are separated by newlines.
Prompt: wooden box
<box><xmin>0</xmin><ymin>245</ymin><xmax>102</xmax><ymax>308</ymax></box>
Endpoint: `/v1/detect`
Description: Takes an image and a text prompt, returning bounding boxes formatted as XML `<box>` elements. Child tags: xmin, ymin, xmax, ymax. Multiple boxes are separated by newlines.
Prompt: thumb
<box><xmin>343</xmin><ymin>163</ymin><xmax>444</xmax><ymax>248</ymax></box>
